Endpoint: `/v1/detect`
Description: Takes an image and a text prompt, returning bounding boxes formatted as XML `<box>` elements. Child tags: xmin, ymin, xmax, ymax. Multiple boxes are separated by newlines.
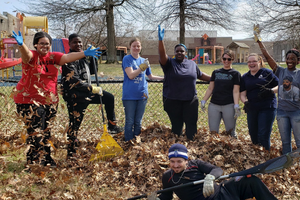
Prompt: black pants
<box><xmin>163</xmin><ymin>96</ymin><xmax>199</xmax><ymax>140</ymax></box>
<box><xmin>16</xmin><ymin>103</ymin><xmax>57</xmax><ymax>163</ymax></box>
<box><xmin>65</xmin><ymin>90</ymin><xmax>116</xmax><ymax>152</ymax></box>
<box><xmin>217</xmin><ymin>176</ymin><xmax>278</xmax><ymax>200</ymax></box>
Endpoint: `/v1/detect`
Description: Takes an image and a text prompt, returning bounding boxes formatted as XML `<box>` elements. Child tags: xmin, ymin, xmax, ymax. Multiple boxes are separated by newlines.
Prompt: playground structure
<box><xmin>52</xmin><ymin>38</ymin><xmax>70</xmax><ymax>54</ymax></box>
<box><xmin>0</xmin><ymin>13</ymin><xmax>48</xmax><ymax>79</ymax></box>
<box><xmin>192</xmin><ymin>33</ymin><xmax>224</xmax><ymax>64</ymax></box>
<box><xmin>195</xmin><ymin>46</ymin><xmax>224</xmax><ymax>64</ymax></box>
<box><xmin>0</xmin><ymin>34</ymin><xmax>22</xmax><ymax>78</ymax></box>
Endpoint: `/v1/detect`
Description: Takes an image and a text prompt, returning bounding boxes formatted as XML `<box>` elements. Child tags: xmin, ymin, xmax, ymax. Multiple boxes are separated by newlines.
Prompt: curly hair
<box><xmin>286</xmin><ymin>49</ymin><xmax>300</xmax><ymax>62</ymax></box>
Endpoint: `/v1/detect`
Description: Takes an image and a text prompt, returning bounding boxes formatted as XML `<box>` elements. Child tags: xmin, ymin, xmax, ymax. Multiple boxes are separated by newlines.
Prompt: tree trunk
<box><xmin>106</xmin><ymin>1</ymin><xmax>117</xmax><ymax>64</ymax></box>
<box><xmin>179</xmin><ymin>0</ymin><xmax>186</xmax><ymax>44</ymax></box>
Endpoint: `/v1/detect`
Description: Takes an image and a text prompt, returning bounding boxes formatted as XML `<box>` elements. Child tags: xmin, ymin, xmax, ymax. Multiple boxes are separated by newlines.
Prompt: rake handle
<box><xmin>127</xmin><ymin>175</ymin><xmax>229</xmax><ymax>200</ymax></box>
<box><xmin>91</xmin><ymin>57</ymin><xmax>105</xmax><ymax>124</ymax></box>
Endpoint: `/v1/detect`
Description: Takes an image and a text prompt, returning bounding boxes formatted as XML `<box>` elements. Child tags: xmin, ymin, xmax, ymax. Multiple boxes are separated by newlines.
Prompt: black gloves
<box><xmin>258</xmin><ymin>88</ymin><xmax>274</xmax><ymax>99</ymax></box>
<box><xmin>243</xmin><ymin>101</ymin><xmax>250</xmax><ymax>113</ymax></box>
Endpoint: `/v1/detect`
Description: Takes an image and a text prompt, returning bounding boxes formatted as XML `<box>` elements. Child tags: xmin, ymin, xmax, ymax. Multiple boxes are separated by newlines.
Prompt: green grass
<box><xmin>0</xmin><ymin>62</ymin><xmax>283</xmax><ymax>138</ymax></box>
<box><xmin>98</xmin><ymin>62</ymin><xmax>288</xmax><ymax>78</ymax></box>
<box><xmin>98</xmin><ymin>63</ymin><xmax>251</xmax><ymax>77</ymax></box>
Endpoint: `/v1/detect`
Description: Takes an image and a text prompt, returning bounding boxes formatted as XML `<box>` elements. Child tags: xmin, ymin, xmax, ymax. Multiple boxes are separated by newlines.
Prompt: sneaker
<box><xmin>108</xmin><ymin>125</ymin><xmax>124</xmax><ymax>134</ymax></box>
<box><xmin>108</xmin><ymin>120</ymin><xmax>124</xmax><ymax>134</ymax></box>
<box><xmin>231</xmin><ymin>132</ymin><xmax>238</xmax><ymax>139</ymax></box>
<box><xmin>41</xmin><ymin>157</ymin><xmax>57</xmax><ymax>168</ymax></box>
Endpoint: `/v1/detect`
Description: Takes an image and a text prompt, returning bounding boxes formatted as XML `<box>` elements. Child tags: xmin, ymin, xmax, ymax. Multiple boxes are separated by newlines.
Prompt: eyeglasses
<box><xmin>38</xmin><ymin>43</ymin><xmax>50</xmax><ymax>47</ymax></box>
<box><xmin>222</xmin><ymin>58</ymin><xmax>232</xmax><ymax>61</ymax></box>
<box><xmin>247</xmin><ymin>61</ymin><xmax>258</xmax><ymax>64</ymax></box>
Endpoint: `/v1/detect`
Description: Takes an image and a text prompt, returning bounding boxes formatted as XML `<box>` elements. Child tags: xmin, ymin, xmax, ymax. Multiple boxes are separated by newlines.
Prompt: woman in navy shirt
<box><xmin>240</xmin><ymin>53</ymin><xmax>278</xmax><ymax>150</ymax></box>
<box><xmin>158</xmin><ymin>25</ymin><xmax>210</xmax><ymax>140</ymax></box>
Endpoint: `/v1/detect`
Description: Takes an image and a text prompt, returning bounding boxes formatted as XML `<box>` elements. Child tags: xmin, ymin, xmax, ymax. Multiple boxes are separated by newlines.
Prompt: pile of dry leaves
<box><xmin>0</xmin><ymin>122</ymin><xmax>300</xmax><ymax>199</ymax></box>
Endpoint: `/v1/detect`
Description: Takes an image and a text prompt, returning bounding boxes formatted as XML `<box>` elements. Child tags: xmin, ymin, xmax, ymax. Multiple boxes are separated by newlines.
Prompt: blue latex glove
<box><xmin>12</xmin><ymin>31</ymin><xmax>23</xmax><ymax>46</ymax></box>
<box><xmin>158</xmin><ymin>25</ymin><xmax>165</xmax><ymax>41</ymax></box>
<box><xmin>84</xmin><ymin>46</ymin><xmax>102</xmax><ymax>59</ymax></box>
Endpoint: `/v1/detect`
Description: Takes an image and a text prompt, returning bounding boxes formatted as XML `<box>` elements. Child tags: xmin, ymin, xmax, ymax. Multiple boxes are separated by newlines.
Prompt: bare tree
<box><xmin>153</xmin><ymin>0</ymin><xmax>238</xmax><ymax>44</ymax></box>
<box><xmin>19</xmin><ymin>0</ymin><xmax>154</xmax><ymax>63</ymax></box>
<box><xmin>239</xmin><ymin>0</ymin><xmax>300</xmax><ymax>47</ymax></box>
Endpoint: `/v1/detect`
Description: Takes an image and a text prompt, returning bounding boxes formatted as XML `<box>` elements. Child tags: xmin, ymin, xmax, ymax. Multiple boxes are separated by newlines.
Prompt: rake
<box><xmin>128</xmin><ymin>148</ymin><xmax>300</xmax><ymax>199</ymax></box>
<box><xmin>88</xmin><ymin>50</ymin><xmax>124</xmax><ymax>161</ymax></box>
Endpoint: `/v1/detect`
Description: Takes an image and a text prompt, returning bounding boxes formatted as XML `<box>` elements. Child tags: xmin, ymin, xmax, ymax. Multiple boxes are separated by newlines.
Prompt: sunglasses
<box><xmin>222</xmin><ymin>58</ymin><xmax>232</xmax><ymax>61</ymax></box>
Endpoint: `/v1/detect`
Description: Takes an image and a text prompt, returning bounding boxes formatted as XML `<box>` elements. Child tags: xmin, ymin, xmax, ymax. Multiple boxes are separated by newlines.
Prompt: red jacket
<box><xmin>14</xmin><ymin>50</ymin><xmax>63</xmax><ymax>105</ymax></box>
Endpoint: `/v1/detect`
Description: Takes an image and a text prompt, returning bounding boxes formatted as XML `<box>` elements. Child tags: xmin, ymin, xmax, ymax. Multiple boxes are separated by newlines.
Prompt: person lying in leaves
<box><xmin>151</xmin><ymin>143</ymin><xmax>278</xmax><ymax>200</ymax></box>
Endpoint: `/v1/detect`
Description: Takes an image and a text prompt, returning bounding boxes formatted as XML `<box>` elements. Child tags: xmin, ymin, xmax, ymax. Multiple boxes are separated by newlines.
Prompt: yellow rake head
<box><xmin>89</xmin><ymin>124</ymin><xmax>124</xmax><ymax>161</ymax></box>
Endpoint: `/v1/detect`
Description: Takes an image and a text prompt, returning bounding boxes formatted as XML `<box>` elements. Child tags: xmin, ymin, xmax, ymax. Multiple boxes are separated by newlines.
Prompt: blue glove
<box><xmin>158</xmin><ymin>25</ymin><xmax>165</xmax><ymax>41</ymax></box>
<box><xmin>84</xmin><ymin>46</ymin><xmax>102</xmax><ymax>59</ymax></box>
<box><xmin>12</xmin><ymin>31</ymin><xmax>23</xmax><ymax>46</ymax></box>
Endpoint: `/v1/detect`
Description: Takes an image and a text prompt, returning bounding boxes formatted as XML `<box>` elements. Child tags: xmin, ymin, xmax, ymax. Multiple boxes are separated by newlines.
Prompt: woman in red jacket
<box><xmin>12</xmin><ymin>31</ymin><xmax>100</xmax><ymax>169</ymax></box>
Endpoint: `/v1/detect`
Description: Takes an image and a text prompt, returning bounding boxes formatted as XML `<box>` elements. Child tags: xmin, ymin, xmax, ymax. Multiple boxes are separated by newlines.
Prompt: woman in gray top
<box><xmin>255</xmin><ymin>25</ymin><xmax>300</xmax><ymax>154</ymax></box>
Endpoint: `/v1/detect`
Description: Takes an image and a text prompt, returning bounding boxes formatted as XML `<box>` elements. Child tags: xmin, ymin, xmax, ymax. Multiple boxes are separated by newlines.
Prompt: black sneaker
<box><xmin>41</xmin><ymin>157</ymin><xmax>57</xmax><ymax>168</ymax></box>
<box><xmin>108</xmin><ymin>125</ymin><xmax>124</xmax><ymax>134</ymax></box>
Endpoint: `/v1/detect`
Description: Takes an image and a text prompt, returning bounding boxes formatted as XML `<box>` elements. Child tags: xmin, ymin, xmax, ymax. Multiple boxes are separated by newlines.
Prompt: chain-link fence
<box><xmin>0</xmin><ymin>78</ymin><xmax>279</xmax><ymax>139</ymax></box>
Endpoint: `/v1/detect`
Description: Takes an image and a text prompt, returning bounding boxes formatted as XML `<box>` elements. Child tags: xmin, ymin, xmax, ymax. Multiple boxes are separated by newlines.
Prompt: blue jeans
<box><xmin>123</xmin><ymin>99</ymin><xmax>147</xmax><ymax>141</ymax></box>
<box><xmin>247</xmin><ymin>108</ymin><xmax>276</xmax><ymax>150</ymax></box>
<box><xmin>277</xmin><ymin>109</ymin><xmax>300</xmax><ymax>154</ymax></box>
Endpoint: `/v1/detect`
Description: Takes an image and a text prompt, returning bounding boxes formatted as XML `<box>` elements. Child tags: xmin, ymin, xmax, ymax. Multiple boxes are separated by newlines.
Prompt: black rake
<box><xmin>127</xmin><ymin>148</ymin><xmax>300</xmax><ymax>200</ymax></box>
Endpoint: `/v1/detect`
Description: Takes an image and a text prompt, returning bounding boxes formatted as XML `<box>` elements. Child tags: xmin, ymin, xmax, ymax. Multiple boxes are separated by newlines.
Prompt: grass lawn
<box><xmin>1</xmin><ymin>62</ymin><xmax>283</xmax><ymax>137</ymax></box>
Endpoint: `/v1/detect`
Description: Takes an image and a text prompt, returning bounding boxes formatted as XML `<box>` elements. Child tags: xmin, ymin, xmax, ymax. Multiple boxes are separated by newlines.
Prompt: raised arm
<box><xmin>254</xmin><ymin>24</ymin><xmax>277</xmax><ymax>71</ymax></box>
<box><xmin>158</xmin><ymin>25</ymin><xmax>168</xmax><ymax>66</ymax></box>
<box><xmin>59</xmin><ymin>46</ymin><xmax>101</xmax><ymax>66</ymax></box>
<box><xmin>257</xmin><ymin>41</ymin><xmax>277</xmax><ymax>72</ymax></box>
<box><xmin>12</xmin><ymin>31</ymin><xmax>33</xmax><ymax>64</ymax></box>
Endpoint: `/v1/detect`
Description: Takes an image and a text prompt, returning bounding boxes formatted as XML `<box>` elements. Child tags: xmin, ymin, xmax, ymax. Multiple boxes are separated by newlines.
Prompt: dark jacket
<box><xmin>61</xmin><ymin>51</ymin><xmax>98</xmax><ymax>102</ymax></box>
<box><xmin>159</xmin><ymin>160</ymin><xmax>223</xmax><ymax>200</ymax></box>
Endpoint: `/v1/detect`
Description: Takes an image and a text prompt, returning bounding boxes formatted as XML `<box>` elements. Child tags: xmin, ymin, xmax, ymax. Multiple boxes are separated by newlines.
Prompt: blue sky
<box><xmin>0</xmin><ymin>0</ymin><xmax>27</xmax><ymax>15</ymax></box>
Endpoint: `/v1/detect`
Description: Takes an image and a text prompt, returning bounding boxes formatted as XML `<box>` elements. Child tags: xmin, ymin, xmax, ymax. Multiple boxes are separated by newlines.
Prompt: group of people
<box><xmin>11</xmin><ymin>23</ymin><xmax>297</xmax><ymax>199</ymax></box>
<box><xmin>11</xmin><ymin>23</ymin><xmax>300</xmax><ymax>172</ymax></box>
<box><xmin>156</xmin><ymin>25</ymin><xmax>300</xmax><ymax>156</ymax></box>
